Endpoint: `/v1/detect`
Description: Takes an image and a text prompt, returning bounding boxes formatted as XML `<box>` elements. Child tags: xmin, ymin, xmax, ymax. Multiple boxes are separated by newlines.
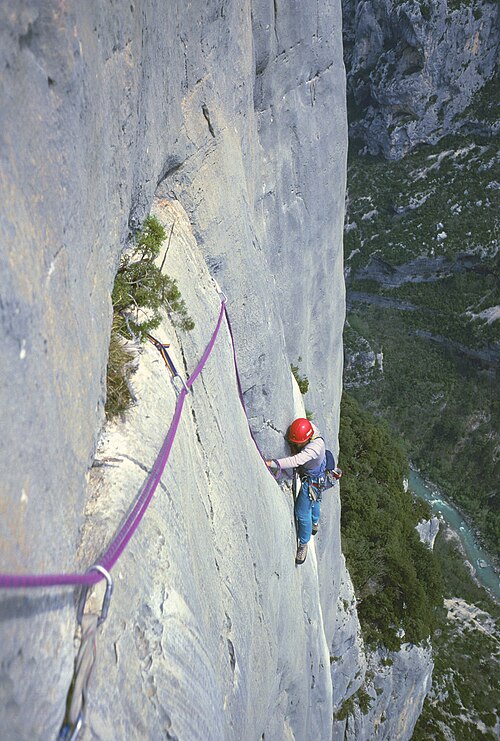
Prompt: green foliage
<box><xmin>462</xmin><ymin>72</ymin><xmax>499</xmax><ymax>125</ymax></box>
<box><xmin>291</xmin><ymin>359</ymin><xmax>309</xmax><ymax>394</ymax></box>
<box><xmin>412</xmin><ymin>531</ymin><xmax>500</xmax><ymax>739</ymax></box>
<box><xmin>345</xmin><ymin>306</ymin><xmax>500</xmax><ymax>553</ymax></box>
<box><xmin>420</xmin><ymin>2</ymin><xmax>431</xmax><ymax>20</ymax></box>
<box><xmin>335</xmin><ymin>686</ymin><xmax>373</xmax><ymax>721</ymax></box>
<box><xmin>112</xmin><ymin>215</ymin><xmax>194</xmax><ymax>340</ymax></box>
<box><xmin>344</xmin><ymin>128</ymin><xmax>500</xmax><ymax>555</ymax></box>
<box><xmin>105</xmin><ymin>215</ymin><xmax>194</xmax><ymax>419</ymax></box>
<box><xmin>335</xmin><ymin>694</ymin><xmax>355</xmax><ymax>721</ymax></box>
<box><xmin>345</xmin><ymin>134</ymin><xmax>499</xmax><ymax>273</ymax></box>
<box><xmin>358</xmin><ymin>688</ymin><xmax>373</xmax><ymax>715</ymax></box>
<box><xmin>339</xmin><ymin>393</ymin><xmax>443</xmax><ymax>648</ymax></box>
<box><xmin>105</xmin><ymin>315</ymin><xmax>137</xmax><ymax>419</ymax></box>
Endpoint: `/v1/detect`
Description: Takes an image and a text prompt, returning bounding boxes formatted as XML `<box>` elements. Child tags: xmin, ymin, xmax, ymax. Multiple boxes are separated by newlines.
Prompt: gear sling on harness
<box><xmin>298</xmin><ymin>448</ymin><xmax>341</xmax><ymax>501</ymax></box>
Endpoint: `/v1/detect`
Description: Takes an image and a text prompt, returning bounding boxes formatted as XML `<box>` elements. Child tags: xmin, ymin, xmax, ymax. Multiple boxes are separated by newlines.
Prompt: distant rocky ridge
<box><xmin>343</xmin><ymin>0</ymin><xmax>499</xmax><ymax>158</ymax></box>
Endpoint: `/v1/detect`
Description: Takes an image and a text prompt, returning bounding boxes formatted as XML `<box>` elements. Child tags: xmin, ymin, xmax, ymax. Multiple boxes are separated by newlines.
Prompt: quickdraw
<box><xmin>146</xmin><ymin>333</ymin><xmax>190</xmax><ymax>393</ymax></box>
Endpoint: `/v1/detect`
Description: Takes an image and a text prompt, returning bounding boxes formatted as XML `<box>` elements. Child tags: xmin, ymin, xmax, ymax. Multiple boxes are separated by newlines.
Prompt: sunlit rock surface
<box><xmin>416</xmin><ymin>517</ymin><xmax>441</xmax><ymax>549</ymax></box>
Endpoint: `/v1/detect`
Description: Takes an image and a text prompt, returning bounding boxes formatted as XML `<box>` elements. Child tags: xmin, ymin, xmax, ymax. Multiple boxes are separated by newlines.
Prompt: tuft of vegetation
<box><xmin>358</xmin><ymin>687</ymin><xmax>373</xmax><ymax>715</ymax></box>
<box><xmin>335</xmin><ymin>694</ymin><xmax>356</xmax><ymax>722</ymax></box>
<box><xmin>291</xmin><ymin>358</ymin><xmax>309</xmax><ymax>394</ymax></box>
<box><xmin>105</xmin><ymin>315</ymin><xmax>137</xmax><ymax>419</ymax></box>
<box><xmin>339</xmin><ymin>393</ymin><xmax>443</xmax><ymax>649</ymax></box>
<box><xmin>335</xmin><ymin>686</ymin><xmax>373</xmax><ymax>722</ymax></box>
<box><xmin>105</xmin><ymin>215</ymin><xmax>194</xmax><ymax>419</ymax></box>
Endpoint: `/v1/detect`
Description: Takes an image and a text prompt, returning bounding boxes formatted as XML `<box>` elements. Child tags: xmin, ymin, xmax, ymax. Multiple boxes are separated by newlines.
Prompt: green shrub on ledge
<box><xmin>291</xmin><ymin>359</ymin><xmax>309</xmax><ymax>394</ymax></box>
<box><xmin>105</xmin><ymin>314</ymin><xmax>137</xmax><ymax>419</ymax></box>
<box><xmin>105</xmin><ymin>215</ymin><xmax>194</xmax><ymax>419</ymax></box>
<box><xmin>112</xmin><ymin>215</ymin><xmax>194</xmax><ymax>340</ymax></box>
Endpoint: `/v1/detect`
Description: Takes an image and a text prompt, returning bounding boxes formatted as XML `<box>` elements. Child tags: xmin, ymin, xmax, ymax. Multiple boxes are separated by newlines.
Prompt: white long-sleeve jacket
<box><xmin>275</xmin><ymin>423</ymin><xmax>326</xmax><ymax>474</ymax></box>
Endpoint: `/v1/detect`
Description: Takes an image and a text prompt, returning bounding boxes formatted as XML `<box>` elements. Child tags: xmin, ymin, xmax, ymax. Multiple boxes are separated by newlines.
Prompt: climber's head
<box><xmin>287</xmin><ymin>418</ymin><xmax>313</xmax><ymax>448</ymax></box>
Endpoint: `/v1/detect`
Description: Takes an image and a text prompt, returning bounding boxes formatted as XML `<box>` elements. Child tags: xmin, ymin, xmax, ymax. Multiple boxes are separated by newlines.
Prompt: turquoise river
<box><xmin>410</xmin><ymin>470</ymin><xmax>499</xmax><ymax>602</ymax></box>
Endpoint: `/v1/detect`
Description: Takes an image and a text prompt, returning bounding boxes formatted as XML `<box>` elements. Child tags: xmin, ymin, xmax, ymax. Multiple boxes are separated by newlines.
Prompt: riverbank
<box><xmin>409</xmin><ymin>468</ymin><xmax>499</xmax><ymax>603</ymax></box>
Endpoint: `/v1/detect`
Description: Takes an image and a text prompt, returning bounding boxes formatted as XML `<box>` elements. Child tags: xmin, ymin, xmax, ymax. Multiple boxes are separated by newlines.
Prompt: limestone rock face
<box><xmin>76</xmin><ymin>197</ymin><xmax>335</xmax><ymax>739</ymax></box>
<box><xmin>1</xmin><ymin>2</ymin><xmax>430</xmax><ymax>739</ymax></box>
<box><xmin>416</xmin><ymin>516</ymin><xmax>441</xmax><ymax>549</ymax></box>
<box><xmin>333</xmin><ymin>644</ymin><xmax>434</xmax><ymax>740</ymax></box>
<box><xmin>343</xmin><ymin>0</ymin><xmax>499</xmax><ymax>158</ymax></box>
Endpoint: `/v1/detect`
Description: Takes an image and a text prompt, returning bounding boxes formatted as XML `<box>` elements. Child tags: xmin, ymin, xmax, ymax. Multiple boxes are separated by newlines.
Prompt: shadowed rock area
<box><xmin>343</xmin><ymin>0</ymin><xmax>499</xmax><ymax>157</ymax></box>
<box><xmin>1</xmin><ymin>2</ymin><xmax>431</xmax><ymax>739</ymax></box>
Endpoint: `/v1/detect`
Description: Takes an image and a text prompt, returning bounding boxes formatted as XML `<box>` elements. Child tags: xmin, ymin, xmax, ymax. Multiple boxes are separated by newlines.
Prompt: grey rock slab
<box><xmin>416</xmin><ymin>517</ymin><xmax>441</xmax><ymax>550</ymax></box>
<box><xmin>345</xmin><ymin>644</ymin><xmax>433</xmax><ymax>741</ymax></box>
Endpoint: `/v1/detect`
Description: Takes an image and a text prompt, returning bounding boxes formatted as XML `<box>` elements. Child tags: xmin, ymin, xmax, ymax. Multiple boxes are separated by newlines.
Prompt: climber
<box><xmin>266</xmin><ymin>418</ymin><xmax>326</xmax><ymax>565</ymax></box>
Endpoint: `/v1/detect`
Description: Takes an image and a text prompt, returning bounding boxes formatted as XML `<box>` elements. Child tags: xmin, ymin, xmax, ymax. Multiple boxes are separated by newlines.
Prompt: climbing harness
<box><xmin>304</xmin><ymin>476</ymin><xmax>324</xmax><ymax>502</ymax></box>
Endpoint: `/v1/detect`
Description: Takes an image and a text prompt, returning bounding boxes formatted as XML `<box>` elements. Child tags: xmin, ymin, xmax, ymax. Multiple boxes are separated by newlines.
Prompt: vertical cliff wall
<box><xmin>1</xmin><ymin>2</ymin><xmax>430</xmax><ymax>739</ymax></box>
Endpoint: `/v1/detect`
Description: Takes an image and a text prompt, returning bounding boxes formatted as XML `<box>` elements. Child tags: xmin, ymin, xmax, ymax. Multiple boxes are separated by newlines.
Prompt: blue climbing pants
<box><xmin>295</xmin><ymin>478</ymin><xmax>321</xmax><ymax>545</ymax></box>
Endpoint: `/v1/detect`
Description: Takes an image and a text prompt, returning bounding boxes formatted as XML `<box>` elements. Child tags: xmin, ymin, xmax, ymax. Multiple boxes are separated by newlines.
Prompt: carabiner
<box><xmin>77</xmin><ymin>565</ymin><xmax>114</xmax><ymax>627</ymax></box>
<box><xmin>58</xmin><ymin>712</ymin><xmax>83</xmax><ymax>741</ymax></box>
<box><xmin>213</xmin><ymin>278</ymin><xmax>228</xmax><ymax>305</ymax></box>
<box><xmin>173</xmin><ymin>373</ymin><xmax>191</xmax><ymax>394</ymax></box>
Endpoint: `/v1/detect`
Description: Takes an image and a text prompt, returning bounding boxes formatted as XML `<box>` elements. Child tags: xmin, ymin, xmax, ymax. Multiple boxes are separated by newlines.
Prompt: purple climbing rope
<box><xmin>98</xmin><ymin>300</ymin><xmax>227</xmax><ymax>572</ymax></box>
<box><xmin>0</xmin><ymin>300</ymin><xmax>227</xmax><ymax>590</ymax></box>
<box><xmin>0</xmin><ymin>296</ymin><xmax>281</xmax><ymax>591</ymax></box>
<box><xmin>223</xmin><ymin>306</ymin><xmax>280</xmax><ymax>482</ymax></box>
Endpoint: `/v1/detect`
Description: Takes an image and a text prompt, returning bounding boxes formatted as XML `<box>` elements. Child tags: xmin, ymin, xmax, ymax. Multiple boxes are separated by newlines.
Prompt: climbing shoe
<box><xmin>312</xmin><ymin>520</ymin><xmax>319</xmax><ymax>536</ymax></box>
<box><xmin>295</xmin><ymin>542</ymin><xmax>308</xmax><ymax>564</ymax></box>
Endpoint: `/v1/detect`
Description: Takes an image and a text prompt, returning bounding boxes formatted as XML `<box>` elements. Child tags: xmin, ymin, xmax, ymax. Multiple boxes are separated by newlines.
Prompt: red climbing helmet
<box><xmin>287</xmin><ymin>418</ymin><xmax>314</xmax><ymax>445</ymax></box>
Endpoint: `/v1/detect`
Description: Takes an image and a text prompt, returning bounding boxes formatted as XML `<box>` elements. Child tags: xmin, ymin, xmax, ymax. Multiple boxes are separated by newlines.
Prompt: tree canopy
<box><xmin>339</xmin><ymin>393</ymin><xmax>443</xmax><ymax>648</ymax></box>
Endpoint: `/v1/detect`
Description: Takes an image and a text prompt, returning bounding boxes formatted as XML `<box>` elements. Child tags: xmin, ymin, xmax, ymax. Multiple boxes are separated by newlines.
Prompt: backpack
<box><xmin>323</xmin><ymin>449</ymin><xmax>342</xmax><ymax>490</ymax></box>
<box><xmin>299</xmin><ymin>447</ymin><xmax>342</xmax><ymax>496</ymax></box>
